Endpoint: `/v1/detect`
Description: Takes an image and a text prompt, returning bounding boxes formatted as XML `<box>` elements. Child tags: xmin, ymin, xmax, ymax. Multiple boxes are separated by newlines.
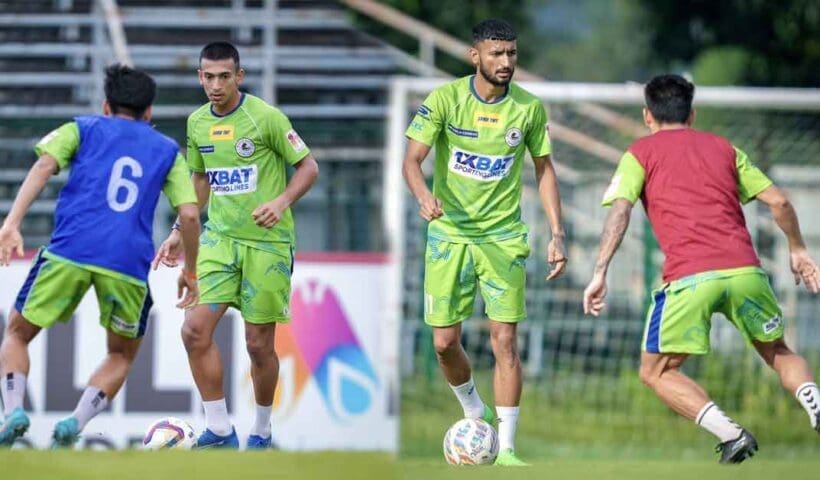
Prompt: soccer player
<box><xmin>153</xmin><ymin>42</ymin><xmax>318</xmax><ymax>449</ymax></box>
<box><xmin>583</xmin><ymin>74</ymin><xmax>820</xmax><ymax>464</ymax></box>
<box><xmin>402</xmin><ymin>19</ymin><xmax>567</xmax><ymax>466</ymax></box>
<box><xmin>0</xmin><ymin>64</ymin><xmax>201</xmax><ymax>447</ymax></box>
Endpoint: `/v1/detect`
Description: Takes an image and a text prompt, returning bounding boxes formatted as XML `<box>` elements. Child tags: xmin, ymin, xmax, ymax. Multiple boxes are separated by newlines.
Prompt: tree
<box><xmin>638</xmin><ymin>0</ymin><xmax>820</xmax><ymax>86</ymax></box>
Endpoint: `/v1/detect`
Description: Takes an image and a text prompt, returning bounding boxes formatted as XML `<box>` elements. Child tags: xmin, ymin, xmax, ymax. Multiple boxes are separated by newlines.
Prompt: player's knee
<box><xmin>638</xmin><ymin>364</ymin><xmax>658</xmax><ymax>389</ymax></box>
<box><xmin>181</xmin><ymin>322</ymin><xmax>210</xmax><ymax>353</ymax></box>
<box><xmin>433</xmin><ymin>335</ymin><xmax>460</xmax><ymax>357</ymax></box>
<box><xmin>490</xmin><ymin>330</ymin><xmax>518</xmax><ymax>360</ymax></box>
<box><xmin>5</xmin><ymin>310</ymin><xmax>38</xmax><ymax>344</ymax></box>
<box><xmin>245</xmin><ymin>337</ymin><xmax>275</xmax><ymax>363</ymax></box>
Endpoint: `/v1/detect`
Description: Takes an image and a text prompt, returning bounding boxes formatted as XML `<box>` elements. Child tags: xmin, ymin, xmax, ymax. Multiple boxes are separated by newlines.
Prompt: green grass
<box><xmin>402</xmin><ymin>371</ymin><xmax>820</xmax><ymax>460</ymax></box>
<box><xmin>4</xmin><ymin>358</ymin><xmax>820</xmax><ymax>480</ymax></box>
<box><xmin>2</xmin><ymin>451</ymin><xmax>819</xmax><ymax>480</ymax></box>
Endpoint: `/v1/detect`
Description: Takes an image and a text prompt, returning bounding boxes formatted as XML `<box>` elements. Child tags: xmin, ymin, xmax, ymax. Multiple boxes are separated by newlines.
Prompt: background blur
<box><xmin>0</xmin><ymin>0</ymin><xmax>818</xmax><ymax>461</ymax></box>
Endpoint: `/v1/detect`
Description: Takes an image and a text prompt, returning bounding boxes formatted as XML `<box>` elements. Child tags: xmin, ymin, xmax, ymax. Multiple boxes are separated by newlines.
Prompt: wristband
<box><xmin>171</xmin><ymin>221</ymin><xmax>181</xmax><ymax>232</ymax></box>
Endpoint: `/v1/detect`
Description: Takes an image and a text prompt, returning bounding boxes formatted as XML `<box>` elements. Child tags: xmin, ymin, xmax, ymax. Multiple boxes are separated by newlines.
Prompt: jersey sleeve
<box><xmin>34</xmin><ymin>122</ymin><xmax>79</xmax><ymax>172</ymax></box>
<box><xmin>405</xmin><ymin>87</ymin><xmax>446</xmax><ymax>146</ymax></box>
<box><xmin>266</xmin><ymin>108</ymin><xmax>311</xmax><ymax>166</ymax></box>
<box><xmin>602</xmin><ymin>151</ymin><xmax>645</xmax><ymax>207</ymax></box>
<box><xmin>735</xmin><ymin>146</ymin><xmax>772</xmax><ymax>204</ymax></box>
<box><xmin>525</xmin><ymin>102</ymin><xmax>552</xmax><ymax>157</ymax></box>
<box><xmin>162</xmin><ymin>153</ymin><xmax>197</xmax><ymax>208</ymax></box>
<box><xmin>186</xmin><ymin>115</ymin><xmax>205</xmax><ymax>173</ymax></box>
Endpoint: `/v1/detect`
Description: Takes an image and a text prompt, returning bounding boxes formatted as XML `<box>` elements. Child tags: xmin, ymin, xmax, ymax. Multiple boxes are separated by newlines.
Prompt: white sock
<box><xmin>250</xmin><ymin>403</ymin><xmax>272</xmax><ymax>438</ymax></box>
<box><xmin>496</xmin><ymin>406</ymin><xmax>519</xmax><ymax>451</ymax></box>
<box><xmin>71</xmin><ymin>386</ymin><xmax>109</xmax><ymax>431</ymax></box>
<box><xmin>202</xmin><ymin>399</ymin><xmax>232</xmax><ymax>436</ymax></box>
<box><xmin>449</xmin><ymin>377</ymin><xmax>485</xmax><ymax>419</ymax></box>
<box><xmin>695</xmin><ymin>401</ymin><xmax>743</xmax><ymax>442</ymax></box>
<box><xmin>795</xmin><ymin>382</ymin><xmax>820</xmax><ymax>429</ymax></box>
<box><xmin>1</xmin><ymin>373</ymin><xmax>26</xmax><ymax>416</ymax></box>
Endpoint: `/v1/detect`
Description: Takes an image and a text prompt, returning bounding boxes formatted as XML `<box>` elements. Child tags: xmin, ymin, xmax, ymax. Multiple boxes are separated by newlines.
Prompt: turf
<box><xmin>2</xmin><ymin>451</ymin><xmax>820</xmax><ymax>480</ymax></box>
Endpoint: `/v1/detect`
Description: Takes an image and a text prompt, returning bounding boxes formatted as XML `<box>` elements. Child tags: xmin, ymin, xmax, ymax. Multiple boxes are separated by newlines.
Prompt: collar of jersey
<box><xmin>469</xmin><ymin>75</ymin><xmax>509</xmax><ymax>105</ymax></box>
<box><xmin>210</xmin><ymin>92</ymin><xmax>246</xmax><ymax>118</ymax></box>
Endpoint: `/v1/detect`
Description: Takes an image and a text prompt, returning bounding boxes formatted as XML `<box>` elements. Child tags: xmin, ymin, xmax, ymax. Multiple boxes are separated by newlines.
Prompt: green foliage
<box><xmin>637</xmin><ymin>0</ymin><xmax>820</xmax><ymax>86</ymax></box>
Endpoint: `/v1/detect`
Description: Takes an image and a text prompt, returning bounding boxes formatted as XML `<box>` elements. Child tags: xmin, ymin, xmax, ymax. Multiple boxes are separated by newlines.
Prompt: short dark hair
<box><xmin>644</xmin><ymin>74</ymin><xmax>695</xmax><ymax>124</ymax></box>
<box><xmin>472</xmin><ymin>19</ymin><xmax>517</xmax><ymax>44</ymax></box>
<box><xmin>199</xmin><ymin>41</ymin><xmax>241</xmax><ymax>69</ymax></box>
<box><xmin>104</xmin><ymin>64</ymin><xmax>156</xmax><ymax>119</ymax></box>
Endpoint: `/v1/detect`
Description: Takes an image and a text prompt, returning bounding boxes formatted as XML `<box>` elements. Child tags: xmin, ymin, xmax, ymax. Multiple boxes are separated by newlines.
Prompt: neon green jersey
<box><xmin>405</xmin><ymin>76</ymin><xmax>551</xmax><ymax>243</ymax></box>
<box><xmin>187</xmin><ymin>93</ymin><xmax>310</xmax><ymax>249</ymax></box>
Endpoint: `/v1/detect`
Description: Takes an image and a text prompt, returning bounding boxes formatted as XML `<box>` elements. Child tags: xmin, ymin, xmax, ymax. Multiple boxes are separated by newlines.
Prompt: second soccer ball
<box><xmin>442</xmin><ymin>418</ymin><xmax>499</xmax><ymax>465</ymax></box>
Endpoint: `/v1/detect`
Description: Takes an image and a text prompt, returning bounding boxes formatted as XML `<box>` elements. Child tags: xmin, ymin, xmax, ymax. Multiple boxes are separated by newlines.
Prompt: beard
<box><xmin>478</xmin><ymin>62</ymin><xmax>513</xmax><ymax>87</ymax></box>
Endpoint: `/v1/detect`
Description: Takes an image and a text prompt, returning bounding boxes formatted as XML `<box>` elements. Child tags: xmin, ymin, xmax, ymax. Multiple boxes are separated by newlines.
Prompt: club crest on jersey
<box><xmin>207</xmin><ymin>164</ymin><xmax>258</xmax><ymax>196</ymax></box>
<box><xmin>209</xmin><ymin>124</ymin><xmax>234</xmax><ymax>141</ymax></box>
<box><xmin>448</xmin><ymin>148</ymin><xmax>514</xmax><ymax>182</ymax></box>
<box><xmin>505</xmin><ymin>128</ymin><xmax>523</xmax><ymax>147</ymax></box>
<box><xmin>235</xmin><ymin>137</ymin><xmax>256</xmax><ymax>158</ymax></box>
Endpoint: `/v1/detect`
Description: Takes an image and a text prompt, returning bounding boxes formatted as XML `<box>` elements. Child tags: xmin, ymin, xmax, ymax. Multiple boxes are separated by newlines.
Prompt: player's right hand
<box><xmin>0</xmin><ymin>225</ymin><xmax>24</xmax><ymax>266</ymax></box>
<box><xmin>152</xmin><ymin>230</ymin><xmax>182</xmax><ymax>270</ymax></box>
<box><xmin>790</xmin><ymin>248</ymin><xmax>820</xmax><ymax>294</ymax></box>
<box><xmin>583</xmin><ymin>272</ymin><xmax>608</xmax><ymax>316</ymax></box>
<box><xmin>418</xmin><ymin>194</ymin><xmax>443</xmax><ymax>222</ymax></box>
<box><xmin>176</xmin><ymin>270</ymin><xmax>199</xmax><ymax>309</ymax></box>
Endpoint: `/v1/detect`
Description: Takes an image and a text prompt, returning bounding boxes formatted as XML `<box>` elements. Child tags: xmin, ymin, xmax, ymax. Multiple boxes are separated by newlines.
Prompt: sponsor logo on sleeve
<box><xmin>448</xmin><ymin>148</ymin><xmax>514</xmax><ymax>182</ymax></box>
<box><xmin>417</xmin><ymin>104</ymin><xmax>433</xmax><ymax>118</ymax></box>
<box><xmin>209</xmin><ymin>125</ymin><xmax>235</xmax><ymax>141</ymax></box>
<box><xmin>206</xmin><ymin>164</ymin><xmax>258</xmax><ymax>195</ymax></box>
<box><xmin>235</xmin><ymin>137</ymin><xmax>256</xmax><ymax>158</ymax></box>
<box><xmin>505</xmin><ymin>127</ymin><xmax>523</xmax><ymax>147</ymax></box>
<box><xmin>474</xmin><ymin>112</ymin><xmax>502</xmax><ymax>128</ymax></box>
<box><xmin>286</xmin><ymin>129</ymin><xmax>306</xmax><ymax>153</ymax></box>
<box><xmin>447</xmin><ymin>123</ymin><xmax>479</xmax><ymax>139</ymax></box>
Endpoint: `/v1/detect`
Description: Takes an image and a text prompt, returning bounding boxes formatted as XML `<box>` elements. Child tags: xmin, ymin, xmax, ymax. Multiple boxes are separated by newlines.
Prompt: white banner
<box><xmin>0</xmin><ymin>256</ymin><xmax>398</xmax><ymax>451</ymax></box>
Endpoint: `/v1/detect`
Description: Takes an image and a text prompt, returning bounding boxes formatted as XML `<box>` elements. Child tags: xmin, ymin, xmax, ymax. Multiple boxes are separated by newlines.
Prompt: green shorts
<box><xmin>198</xmin><ymin>229</ymin><xmax>293</xmax><ymax>324</ymax></box>
<box><xmin>14</xmin><ymin>249</ymin><xmax>152</xmax><ymax>339</ymax></box>
<box><xmin>643</xmin><ymin>266</ymin><xmax>784</xmax><ymax>354</ymax></box>
<box><xmin>423</xmin><ymin>235</ymin><xmax>530</xmax><ymax>326</ymax></box>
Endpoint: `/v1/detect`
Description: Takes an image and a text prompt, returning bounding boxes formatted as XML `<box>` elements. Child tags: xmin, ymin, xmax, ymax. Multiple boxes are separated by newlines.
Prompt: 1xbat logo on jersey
<box><xmin>448</xmin><ymin>148</ymin><xmax>514</xmax><ymax>182</ymax></box>
<box><xmin>206</xmin><ymin>165</ymin><xmax>258</xmax><ymax>196</ymax></box>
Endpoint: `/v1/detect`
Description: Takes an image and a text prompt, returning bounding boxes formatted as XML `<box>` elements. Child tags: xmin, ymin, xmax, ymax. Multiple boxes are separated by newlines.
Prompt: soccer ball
<box><xmin>442</xmin><ymin>418</ymin><xmax>499</xmax><ymax>465</ymax></box>
<box><xmin>142</xmin><ymin>417</ymin><xmax>196</xmax><ymax>450</ymax></box>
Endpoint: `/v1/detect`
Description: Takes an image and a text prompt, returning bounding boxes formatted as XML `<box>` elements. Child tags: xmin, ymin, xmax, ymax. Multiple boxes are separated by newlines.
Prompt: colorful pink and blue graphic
<box><xmin>274</xmin><ymin>280</ymin><xmax>379</xmax><ymax>421</ymax></box>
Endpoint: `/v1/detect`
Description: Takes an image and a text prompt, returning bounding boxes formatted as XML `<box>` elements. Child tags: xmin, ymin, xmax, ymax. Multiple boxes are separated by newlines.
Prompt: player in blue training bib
<box><xmin>0</xmin><ymin>65</ymin><xmax>201</xmax><ymax>448</ymax></box>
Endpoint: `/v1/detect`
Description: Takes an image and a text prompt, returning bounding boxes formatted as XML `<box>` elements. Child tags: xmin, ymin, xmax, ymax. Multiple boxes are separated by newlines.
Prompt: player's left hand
<box><xmin>0</xmin><ymin>225</ymin><xmax>24</xmax><ymax>266</ymax></box>
<box><xmin>252</xmin><ymin>198</ymin><xmax>288</xmax><ymax>229</ymax></box>
<box><xmin>583</xmin><ymin>272</ymin><xmax>607</xmax><ymax>316</ymax></box>
<box><xmin>176</xmin><ymin>270</ymin><xmax>199</xmax><ymax>309</ymax></box>
<box><xmin>152</xmin><ymin>230</ymin><xmax>182</xmax><ymax>269</ymax></box>
<box><xmin>790</xmin><ymin>248</ymin><xmax>820</xmax><ymax>294</ymax></box>
<box><xmin>546</xmin><ymin>235</ymin><xmax>568</xmax><ymax>280</ymax></box>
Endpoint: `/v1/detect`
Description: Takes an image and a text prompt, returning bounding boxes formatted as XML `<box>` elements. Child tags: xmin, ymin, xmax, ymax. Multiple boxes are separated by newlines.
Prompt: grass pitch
<box><xmin>2</xmin><ymin>451</ymin><xmax>820</xmax><ymax>480</ymax></box>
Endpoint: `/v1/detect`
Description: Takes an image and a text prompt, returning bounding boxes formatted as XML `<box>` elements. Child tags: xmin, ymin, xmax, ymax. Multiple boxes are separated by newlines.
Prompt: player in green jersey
<box><xmin>154</xmin><ymin>42</ymin><xmax>319</xmax><ymax>449</ymax></box>
<box><xmin>403</xmin><ymin>19</ymin><xmax>567</xmax><ymax>466</ymax></box>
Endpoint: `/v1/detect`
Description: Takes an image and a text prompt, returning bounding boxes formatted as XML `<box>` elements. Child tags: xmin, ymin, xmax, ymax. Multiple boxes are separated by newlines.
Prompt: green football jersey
<box><xmin>187</xmin><ymin>93</ymin><xmax>310</xmax><ymax>250</ymax></box>
<box><xmin>405</xmin><ymin>76</ymin><xmax>552</xmax><ymax>243</ymax></box>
